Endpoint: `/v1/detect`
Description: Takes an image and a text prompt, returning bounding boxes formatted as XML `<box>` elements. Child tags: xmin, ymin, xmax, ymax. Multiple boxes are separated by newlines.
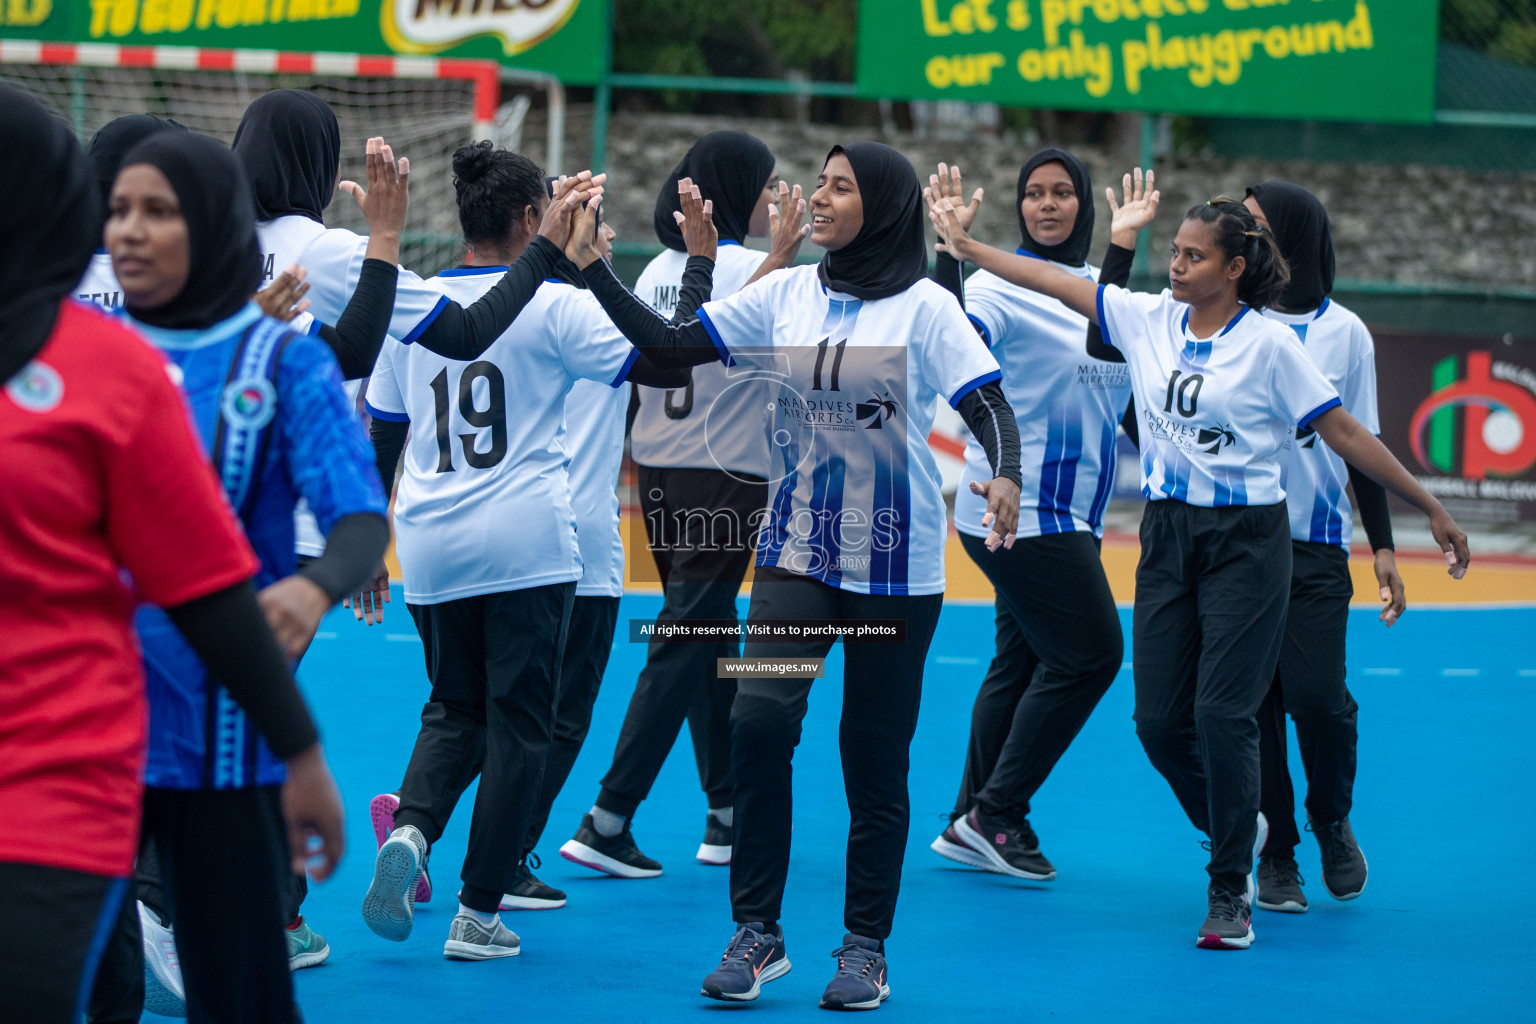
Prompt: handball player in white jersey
<box><xmin>358</xmin><ymin>143</ymin><xmax>705</xmax><ymax>959</ymax></box>
<box><xmin>564</xmin><ymin>143</ymin><xmax>1025</xmax><ymax>1009</ymax></box>
<box><xmin>562</xmin><ymin>130</ymin><xmax>810</xmax><ymax>879</ymax></box>
<box><xmin>921</xmin><ymin>150</ymin><xmax>1131</xmax><ymax>883</ymax></box>
<box><xmin>1244</xmin><ymin>181</ymin><xmax>1398</xmax><ymax>912</ymax></box>
<box><xmin>930</xmin><ymin>175</ymin><xmax>1469</xmax><ymax>951</ymax></box>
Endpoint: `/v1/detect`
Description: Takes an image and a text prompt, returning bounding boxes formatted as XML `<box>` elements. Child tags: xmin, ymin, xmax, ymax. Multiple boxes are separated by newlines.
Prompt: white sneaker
<box><xmin>362</xmin><ymin>825</ymin><xmax>425</xmax><ymax>941</ymax></box>
<box><xmin>443</xmin><ymin>912</ymin><xmax>521</xmax><ymax>960</ymax></box>
<box><xmin>139</xmin><ymin>902</ymin><xmax>187</xmax><ymax>1018</ymax></box>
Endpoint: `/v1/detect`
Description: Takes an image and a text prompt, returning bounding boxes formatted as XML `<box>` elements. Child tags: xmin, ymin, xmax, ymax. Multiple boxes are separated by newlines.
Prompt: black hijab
<box><xmin>545</xmin><ymin>175</ymin><xmax>594</xmax><ymax>288</ymax></box>
<box><xmin>87</xmin><ymin>114</ymin><xmax>186</xmax><ymax>208</ymax></box>
<box><xmin>653</xmin><ymin>131</ymin><xmax>775</xmax><ymax>251</ymax></box>
<box><xmin>1245</xmin><ymin>180</ymin><xmax>1335</xmax><ymax>312</ymax></box>
<box><xmin>0</xmin><ymin>84</ymin><xmax>100</xmax><ymax>384</ymax></box>
<box><xmin>817</xmin><ymin>142</ymin><xmax>927</xmax><ymax>301</ymax></box>
<box><xmin>231</xmin><ymin>89</ymin><xmax>341</xmax><ymax>223</ymax></box>
<box><xmin>1016</xmin><ymin>147</ymin><xmax>1094</xmax><ymax>266</ymax></box>
<box><xmin>120</xmin><ymin>132</ymin><xmax>263</xmax><ymax>330</ymax></box>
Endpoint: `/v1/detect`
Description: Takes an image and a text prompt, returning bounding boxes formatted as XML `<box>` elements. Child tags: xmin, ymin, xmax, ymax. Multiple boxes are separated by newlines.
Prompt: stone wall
<box><xmin>515</xmin><ymin>106</ymin><xmax>1536</xmax><ymax>291</ymax></box>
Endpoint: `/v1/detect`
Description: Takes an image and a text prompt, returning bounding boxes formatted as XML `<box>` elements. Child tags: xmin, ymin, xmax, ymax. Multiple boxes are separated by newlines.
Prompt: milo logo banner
<box><xmin>12</xmin><ymin>0</ymin><xmax>603</xmax><ymax>82</ymax></box>
<box><xmin>1376</xmin><ymin>330</ymin><xmax>1536</xmax><ymax>523</ymax></box>
<box><xmin>856</xmin><ymin>0</ymin><xmax>1439</xmax><ymax>123</ymax></box>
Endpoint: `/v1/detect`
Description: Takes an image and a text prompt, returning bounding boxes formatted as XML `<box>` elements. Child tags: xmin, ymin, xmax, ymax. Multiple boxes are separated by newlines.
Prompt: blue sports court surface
<box><xmin>154</xmin><ymin>595</ymin><xmax>1534</xmax><ymax>1023</ymax></box>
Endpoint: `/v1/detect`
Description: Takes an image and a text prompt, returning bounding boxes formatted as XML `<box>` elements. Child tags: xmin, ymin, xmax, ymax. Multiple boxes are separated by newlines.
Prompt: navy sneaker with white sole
<box><xmin>1310</xmin><ymin>816</ymin><xmax>1368</xmax><ymax>901</ymax></box>
<box><xmin>701</xmin><ymin>923</ymin><xmax>791</xmax><ymax>1002</ymax></box>
<box><xmin>1197</xmin><ymin>883</ymin><xmax>1254</xmax><ymax>950</ymax></box>
<box><xmin>953</xmin><ymin>807</ymin><xmax>1056</xmax><ymax>881</ymax></box>
<box><xmin>929</xmin><ymin>821</ymin><xmax>989</xmax><ymax>870</ymax></box>
<box><xmin>819</xmin><ymin>934</ymin><xmax>890</xmax><ymax>1011</ymax></box>
<box><xmin>559</xmin><ymin>813</ymin><xmax>662</xmax><ymax>878</ymax></box>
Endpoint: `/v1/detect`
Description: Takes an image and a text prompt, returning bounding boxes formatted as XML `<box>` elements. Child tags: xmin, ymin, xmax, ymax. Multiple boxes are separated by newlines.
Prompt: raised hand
<box><xmin>342</xmin><ymin>137</ymin><xmax>410</xmax><ymax>265</ymax></box>
<box><xmin>674</xmin><ymin>176</ymin><xmax>717</xmax><ymax>261</ymax></box>
<box><xmin>1107</xmin><ymin>167</ymin><xmax>1159</xmax><ymax>248</ymax></box>
<box><xmin>565</xmin><ymin>194</ymin><xmax>605</xmax><ymax>269</ymax></box>
<box><xmin>924</xmin><ymin>162</ymin><xmax>984</xmax><ymax>241</ymax></box>
<box><xmin>539</xmin><ymin>171</ymin><xmax>607</xmax><ymax>250</ymax></box>
<box><xmin>744</xmin><ymin>180</ymin><xmax>810</xmax><ymax>287</ymax></box>
<box><xmin>254</xmin><ymin>264</ymin><xmax>309</xmax><ymax>322</ymax></box>
<box><xmin>927</xmin><ymin>195</ymin><xmax>977</xmax><ymax>262</ymax></box>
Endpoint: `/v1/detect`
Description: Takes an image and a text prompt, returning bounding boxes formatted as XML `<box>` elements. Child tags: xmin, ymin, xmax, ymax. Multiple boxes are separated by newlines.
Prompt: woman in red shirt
<box><xmin>0</xmin><ymin>84</ymin><xmax>343</xmax><ymax>1024</ymax></box>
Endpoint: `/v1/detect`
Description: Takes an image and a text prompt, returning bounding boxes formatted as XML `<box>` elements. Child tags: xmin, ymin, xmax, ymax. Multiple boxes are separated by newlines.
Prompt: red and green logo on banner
<box><xmin>0</xmin><ymin>0</ymin><xmax>606</xmax><ymax>82</ymax></box>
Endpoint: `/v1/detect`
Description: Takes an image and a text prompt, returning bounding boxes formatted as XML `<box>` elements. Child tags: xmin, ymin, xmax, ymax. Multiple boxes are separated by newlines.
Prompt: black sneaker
<box><xmin>1310</xmin><ymin>817</ymin><xmax>1368</xmax><ymax>900</ymax></box>
<box><xmin>559</xmin><ymin>814</ymin><xmax>662</xmax><ymax>878</ymax></box>
<box><xmin>929</xmin><ymin>819</ymin><xmax>989</xmax><ymax>870</ymax></box>
<box><xmin>500</xmin><ymin>853</ymin><xmax>567</xmax><ymax>910</ymax></box>
<box><xmin>697</xmin><ymin>814</ymin><xmax>731</xmax><ymax>866</ymax></box>
<box><xmin>1196</xmin><ymin>883</ymin><xmax>1254</xmax><ymax>950</ymax></box>
<box><xmin>819</xmin><ymin>934</ymin><xmax>890</xmax><ymax>1011</ymax></box>
<box><xmin>953</xmin><ymin>807</ymin><xmax>1057</xmax><ymax>881</ymax></box>
<box><xmin>700</xmin><ymin>923</ymin><xmax>791</xmax><ymax>1002</ymax></box>
<box><xmin>1255</xmin><ymin>856</ymin><xmax>1308</xmax><ymax>913</ymax></box>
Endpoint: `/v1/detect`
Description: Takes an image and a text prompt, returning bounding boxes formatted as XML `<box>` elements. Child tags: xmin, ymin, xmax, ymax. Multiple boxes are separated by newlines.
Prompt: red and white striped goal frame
<box><xmin>0</xmin><ymin>39</ymin><xmax>501</xmax><ymax>137</ymax></box>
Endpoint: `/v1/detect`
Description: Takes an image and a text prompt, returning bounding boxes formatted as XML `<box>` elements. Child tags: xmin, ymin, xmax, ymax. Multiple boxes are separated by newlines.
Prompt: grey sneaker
<box><xmin>1256</xmin><ymin>857</ymin><xmax>1308</xmax><ymax>913</ymax></box>
<box><xmin>443</xmin><ymin>912</ymin><xmax>521</xmax><ymax>960</ymax></box>
<box><xmin>819</xmin><ymin>934</ymin><xmax>890</xmax><ymax>1010</ymax></box>
<box><xmin>1196</xmin><ymin>883</ymin><xmax>1254</xmax><ymax>950</ymax></box>
<box><xmin>285</xmin><ymin>915</ymin><xmax>331</xmax><ymax>969</ymax></box>
<box><xmin>1310</xmin><ymin>817</ymin><xmax>1368</xmax><ymax>900</ymax></box>
<box><xmin>361</xmin><ymin>825</ymin><xmax>426</xmax><ymax>941</ymax></box>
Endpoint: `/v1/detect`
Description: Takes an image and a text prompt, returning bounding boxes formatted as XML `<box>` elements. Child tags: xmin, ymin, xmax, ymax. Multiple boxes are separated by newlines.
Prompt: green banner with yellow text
<box><xmin>855</xmin><ymin>0</ymin><xmax>1439</xmax><ymax>123</ymax></box>
<box><xmin>1</xmin><ymin>0</ymin><xmax>605</xmax><ymax>82</ymax></box>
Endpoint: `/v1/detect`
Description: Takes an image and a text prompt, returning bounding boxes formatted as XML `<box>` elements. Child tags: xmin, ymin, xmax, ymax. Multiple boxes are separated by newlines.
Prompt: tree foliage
<box><xmin>1441</xmin><ymin>0</ymin><xmax>1536</xmax><ymax>66</ymax></box>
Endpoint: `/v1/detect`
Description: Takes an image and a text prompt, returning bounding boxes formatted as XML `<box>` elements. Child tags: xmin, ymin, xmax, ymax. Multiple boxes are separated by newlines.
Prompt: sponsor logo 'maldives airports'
<box><xmin>383</xmin><ymin>0</ymin><xmax>580</xmax><ymax>56</ymax></box>
<box><xmin>1410</xmin><ymin>351</ymin><xmax>1536</xmax><ymax>479</ymax></box>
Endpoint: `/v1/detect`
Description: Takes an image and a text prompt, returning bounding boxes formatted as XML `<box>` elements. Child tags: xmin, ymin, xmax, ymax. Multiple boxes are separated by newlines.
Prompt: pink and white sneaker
<box><xmin>370</xmin><ymin>792</ymin><xmax>431</xmax><ymax>903</ymax></box>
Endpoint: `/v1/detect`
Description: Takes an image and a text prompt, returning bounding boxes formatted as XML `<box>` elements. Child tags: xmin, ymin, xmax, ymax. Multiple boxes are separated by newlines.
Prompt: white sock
<box><xmin>589</xmin><ymin>806</ymin><xmax>625</xmax><ymax>837</ymax></box>
<box><xmin>458</xmin><ymin>902</ymin><xmax>497</xmax><ymax>925</ymax></box>
<box><xmin>708</xmin><ymin>806</ymin><xmax>734</xmax><ymax>827</ymax></box>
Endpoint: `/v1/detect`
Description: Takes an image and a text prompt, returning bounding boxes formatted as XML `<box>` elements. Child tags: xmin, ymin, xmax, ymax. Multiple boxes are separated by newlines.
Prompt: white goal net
<box><xmin>0</xmin><ymin>49</ymin><xmax>501</xmax><ymax>275</ymax></box>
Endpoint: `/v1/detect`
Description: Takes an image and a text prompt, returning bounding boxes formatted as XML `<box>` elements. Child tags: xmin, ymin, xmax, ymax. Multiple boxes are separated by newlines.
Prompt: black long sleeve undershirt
<box><xmin>958</xmin><ymin>381</ymin><xmax>1022</xmax><ymax>487</ymax></box>
<box><xmin>622</xmin><ymin>247</ymin><xmax>714</xmax><ymax>388</ymax></box>
<box><xmin>580</xmin><ymin>256</ymin><xmax>722</xmax><ymax>369</ymax></box>
<box><xmin>932</xmin><ymin>250</ymin><xmax>964</xmax><ymax>305</ymax></box>
<box><xmin>296</xmin><ymin>512</ymin><xmax>391</xmax><ymax>602</ymax></box>
<box><xmin>1091</xmin><ymin>242</ymin><xmax>1140</xmax><ymax>449</ymax></box>
<box><xmin>372</xmin><ymin>416</ymin><xmax>408</xmax><ymax>499</ymax></box>
<box><xmin>1347</xmin><ymin>465</ymin><xmax>1396</xmax><ymax>552</ymax></box>
<box><xmin>410</xmin><ymin>235</ymin><xmax>564</xmax><ymax>361</ymax></box>
<box><xmin>164</xmin><ymin>580</ymin><xmax>318</xmax><ymax>760</ymax></box>
<box><xmin>315</xmin><ymin>257</ymin><xmax>397</xmax><ymax>380</ymax></box>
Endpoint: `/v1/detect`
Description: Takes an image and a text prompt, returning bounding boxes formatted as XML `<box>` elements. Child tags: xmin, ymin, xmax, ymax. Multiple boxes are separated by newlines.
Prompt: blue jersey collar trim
<box><xmin>126</xmin><ymin>301</ymin><xmax>263</xmax><ymax>350</ymax></box>
<box><xmin>437</xmin><ymin>265</ymin><xmax>508</xmax><ymax>277</ymax></box>
<box><xmin>1180</xmin><ymin>304</ymin><xmax>1252</xmax><ymax>340</ymax></box>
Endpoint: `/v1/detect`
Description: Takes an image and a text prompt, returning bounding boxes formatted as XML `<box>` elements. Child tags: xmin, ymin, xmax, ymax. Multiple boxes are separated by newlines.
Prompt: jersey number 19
<box><xmin>429</xmin><ymin>362</ymin><xmax>508</xmax><ymax>473</ymax></box>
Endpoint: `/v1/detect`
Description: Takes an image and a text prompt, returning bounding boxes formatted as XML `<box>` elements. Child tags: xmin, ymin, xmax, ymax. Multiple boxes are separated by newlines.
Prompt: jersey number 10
<box><xmin>429</xmin><ymin>362</ymin><xmax>508</xmax><ymax>473</ymax></box>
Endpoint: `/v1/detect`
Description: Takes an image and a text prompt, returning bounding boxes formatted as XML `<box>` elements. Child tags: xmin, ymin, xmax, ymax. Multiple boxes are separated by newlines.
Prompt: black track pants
<box><xmin>393</xmin><ymin>583</ymin><xmax>574</xmax><ymax>912</ymax></box>
<box><xmin>1132</xmin><ymin>500</ymin><xmax>1291</xmax><ymax>894</ymax></box>
<box><xmin>1259</xmin><ymin>540</ymin><xmax>1358</xmax><ymax>858</ymax></box>
<box><xmin>952</xmin><ymin>530</ymin><xmax>1123</xmax><ymax>820</ymax></box>
<box><xmin>728</xmin><ymin>566</ymin><xmax>943</xmax><ymax>940</ymax></box>
<box><xmin>596</xmin><ymin>466</ymin><xmax>766</xmax><ymax>818</ymax></box>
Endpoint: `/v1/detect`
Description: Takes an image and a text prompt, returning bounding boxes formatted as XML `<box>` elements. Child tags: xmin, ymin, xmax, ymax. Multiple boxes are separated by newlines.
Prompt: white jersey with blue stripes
<box><xmin>955</xmin><ymin>256</ymin><xmax>1131</xmax><ymax>540</ymax></box>
<box><xmin>698</xmin><ymin>265</ymin><xmax>1001</xmax><ymax>596</ymax></box>
<box><xmin>564</xmin><ymin>373</ymin><xmax>628</xmax><ymax>597</ymax></box>
<box><xmin>365</xmin><ymin>268</ymin><xmax>638</xmax><ymax>604</ymax></box>
<box><xmin>1097</xmin><ymin>285</ymin><xmax>1340</xmax><ymax>508</ymax></box>
<box><xmin>631</xmin><ymin>242</ymin><xmax>771</xmax><ymax>478</ymax></box>
<box><xmin>1264</xmin><ymin>300</ymin><xmax>1380</xmax><ymax>548</ymax></box>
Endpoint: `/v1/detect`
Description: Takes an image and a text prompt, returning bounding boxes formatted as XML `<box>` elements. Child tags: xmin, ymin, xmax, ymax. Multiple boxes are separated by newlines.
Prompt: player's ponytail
<box><xmin>451</xmin><ymin>140</ymin><xmax>545</xmax><ymax>250</ymax></box>
<box><xmin>1184</xmin><ymin>197</ymin><xmax>1291</xmax><ymax>310</ymax></box>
